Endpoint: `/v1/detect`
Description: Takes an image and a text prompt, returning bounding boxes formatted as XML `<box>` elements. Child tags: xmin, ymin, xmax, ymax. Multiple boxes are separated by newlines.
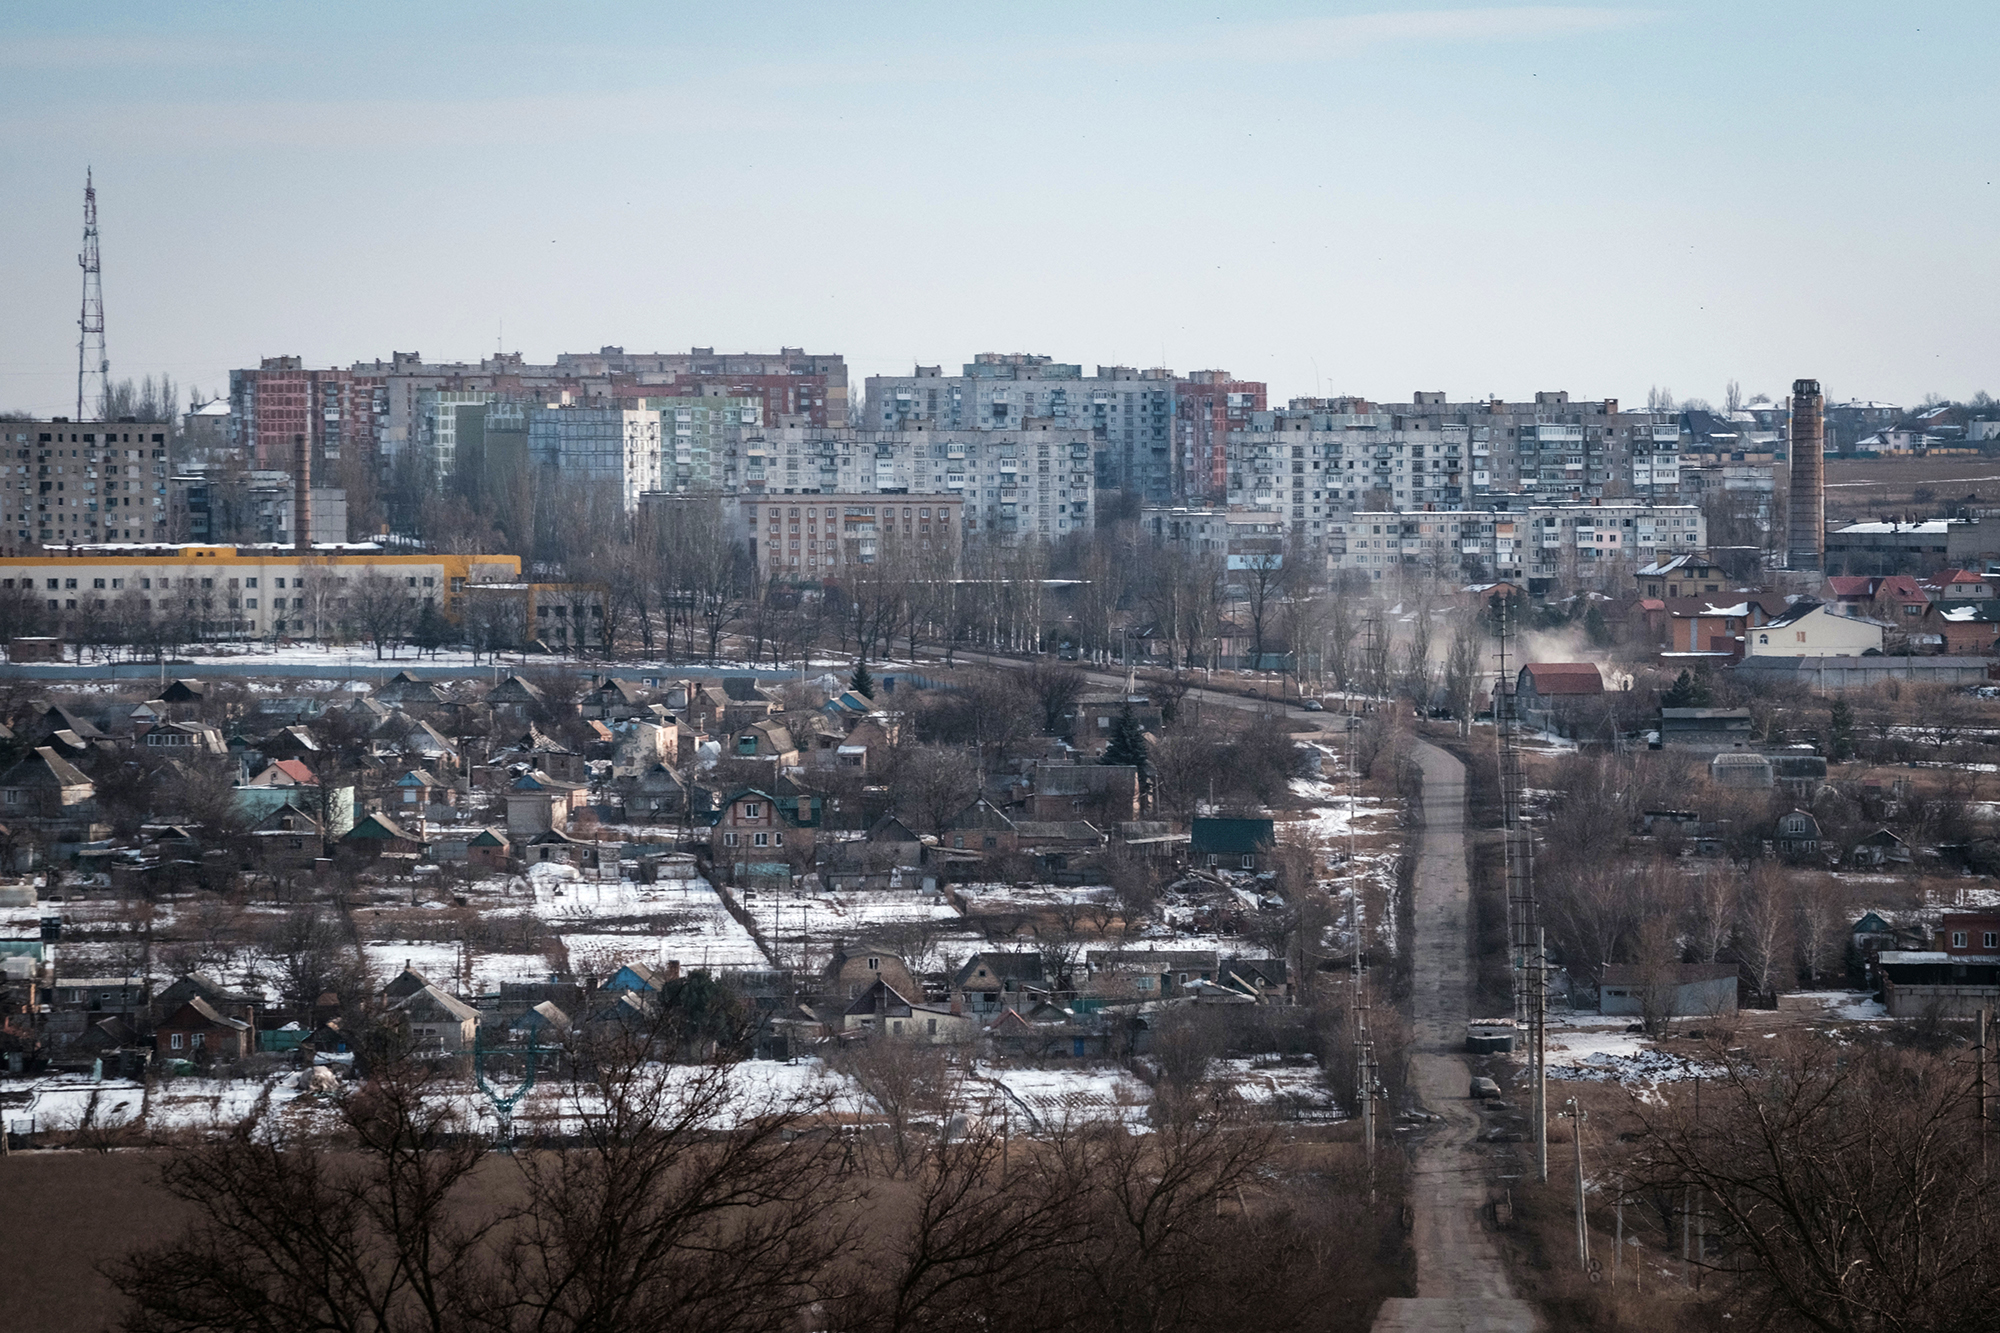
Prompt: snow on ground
<box><xmin>1784</xmin><ymin>990</ymin><xmax>1892</xmax><ymax>1023</ymax></box>
<box><xmin>958</xmin><ymin>882</ymin><xmax>1116</xmax><ymax>910</ymax></box>
<box><xmin>361</xmin><ymin>943</ymin><xmax>554</xmax><ymax>993</ymax></box>
<box><xmin>1212</xmin><ymin>1056</ymin><xmax>1343</xmax><ymax>1121</ymax></box>
<box><xmin>1288</xmin><ymin>781</ymin><xmax>1388</xmax><ymax>844</ymax></box>
<box><xmin>1540</xmin><ymin>1015</ymin><xmax>1712</xmax><ymax>1084</ymax></box>
<box><xmin>972</xmin><ymin>1062</ymin><xmax>1152</xmax><ymax>1128</ymax></box>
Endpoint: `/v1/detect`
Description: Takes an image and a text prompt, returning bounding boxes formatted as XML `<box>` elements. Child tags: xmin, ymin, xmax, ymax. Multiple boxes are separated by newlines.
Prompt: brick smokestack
<box><xmin>293</xmin><ymin>433</ymin><xmax>310</xmax><ymax>554</ymax></box>
<box><xmin>1786</xmin><ymin>378</ymin><xmax>1824</xmax><ymax>570</ymax></box>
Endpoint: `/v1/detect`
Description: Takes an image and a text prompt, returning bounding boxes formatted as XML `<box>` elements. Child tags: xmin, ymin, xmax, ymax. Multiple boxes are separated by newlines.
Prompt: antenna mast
<box><xmin>76</xmin><ymin>169</ymin><xmax>108</xmax><ymax>421</ymax></box>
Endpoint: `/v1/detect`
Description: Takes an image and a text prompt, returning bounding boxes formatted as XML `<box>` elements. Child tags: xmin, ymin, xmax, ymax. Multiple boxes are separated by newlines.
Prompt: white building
<box><xmin>1747</xmin><ymin>601</ymin><xmax>1886</xmax><ymax>657</ymax></box>
<box><xmin>1330</xmin><ymin>501</ymin><xmax>1706</xmax><ymax>584</ymax></box>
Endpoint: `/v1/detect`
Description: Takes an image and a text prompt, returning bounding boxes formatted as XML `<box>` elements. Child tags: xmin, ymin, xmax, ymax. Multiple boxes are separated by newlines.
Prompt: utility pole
<box><xmin>76</xmin><ymin>168</ymin><xmax>107</xmax><ymax>421</ymax></box>
<box><xmin>1349</xmin><ymin>715</ymin><xmax>1378</xmax><ymax>1179</ymax></box>
<box><xmin>1559</xmin><ymin>1096</ymin><xmax>1589</xmax><ymax>1271</ymax></box>
<box><xmin>1497</xmin><ymin>598</ymin><xmax>1547</xmax><ymax>1181</ymax></box>
<box><xmin>1980</xmin><ymin>1007</ymin><xmax>1990</xmax><ymax>1175</ymax></box>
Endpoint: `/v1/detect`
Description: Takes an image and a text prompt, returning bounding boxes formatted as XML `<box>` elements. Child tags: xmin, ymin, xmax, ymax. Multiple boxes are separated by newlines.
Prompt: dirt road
<box><xmin>1372</xmin><ymin>739</ymin><xmax>1538</xmax><ymax>1333</ymax></box>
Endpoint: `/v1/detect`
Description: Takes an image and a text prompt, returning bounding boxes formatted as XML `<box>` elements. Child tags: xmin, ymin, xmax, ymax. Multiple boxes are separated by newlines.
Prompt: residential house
<box><xmin>247</xmin><ymin>803</ymin><xmax>324</xmax><ymax>870</ymax></box>
<box><xmin>710</xmin><ymin>787</ymin><xmax>816</xmax><ymax>883</ymax></box>
<box><xmin>1824</xmin><ymin>574</ymin><xmax>1929</xmax><ymax>623</ymax></box>
<box><xmin>152</xmin><ymin>974</ymin><xmax>256</xmax><ymax>1030</ymax></box>
<box><xmin>495</xmin><ymin>726</ymin><xmax>587</xmax><ymax>783</ymax></box>
<box><xmin>1873</xmin><ymin>915</ymin><xmax>2000</xmax><ymax>1016</ymax></box>
<box><xmin>394</xmin><ymin>768</ymin><xmax>455</xmax><ymax>810</ymax></box>
<box><xmin>1013</xmin><ymin>820</ymin><xmax>1108</xmax><ymax>878</ymax></box>
<box><xmin>341</xmin><ymin>811</ymin><xmax>426</xmax><ymax>858</ymax></box>
<box><xmin>466</xmin><ymin>827</ymin><xmax>512</xmax><ymax>871</ymax></box>
<box><xmin>393</xmin><ymin>983</ymin><xmax>479</xmax><ymax>1053</ymax></box>
<box><xmin>942</xmin><ymin>799</ymin><xmax>1018</xmax><ymax>856</ymax></box>
<box><xmin>581</xmin><ymin>677</ymin><xmax>649</xmax><ymax>722</ymax></box>
<box><xmin>718</xmin><ymin>678</ymin><xmax>782</xmax><ymax>731</ymax></box>
<box><xmin>1747</xmin><ymin>601</ymin><xmax>1886</xmax><ymax>657</ymax></box>
<box><xmin>373</xmin><ymin>670</ymin><xmax>448</xmax><ymax>709</ymax></box>
<box><xmin>840</xmin><ymin>977</ymin><xmax>977</xmax><ymax>1043</ymax></box>
<box><xmin>1084</xmin><ymin>948</ymin><xmax>1221</xmax><ymax>1003</ymax></box>
<box><xmin>485</xmin><ymin>674</ymin><xmax>546</xmax><ymax>719</ymax></box>
<box><xmin>52</xmin><ymin>975</ymin><xmax>146</xmax><ymax>1014</ymax></box>
<box><xmin>622</xmin><ymin>763</ymin><xmax>689</xmax><ymax>821</ymax></box>
<box><xmin>1925</xmin><ymin>600</ymin><xmax>2000</xmax><ymax>655</ymax></box>
<box><xmin>0</xmin><ymin>745</ymin><xmax>101</xmax><ymax>850</ymax></box>
<box><xmin>235</xmin><ymin>760</ymin><xmax>356</xmax><ymax>837</ymax></box>
<box><xmin>730</xmin><ymin>720</ymin><xmax>799</xmax><ymax>766</ymax></box>
<box><xmin>1596</xmin><ymin>964</ymin><xmax>1739</xmax><ymax>1018</ymax></box>
<box><xmin>1514</xmin><ymin>663</ymin><xmax>1606</xmax><ymax>707</ymax></box>
<box><xmin>1922</xmin><ymin>568</ymin><xmax>1996</xmax><ymax>603</ymax></box>
<box><xmin>505</xmin><ymin>770</ymin><xmax>589</xmax><ymax>835</ymax></box>
<box><xmin>1636</xmin><ymin>554</ymin><xmax>1730</xmax><ymax>600</ymax></box>
<box><xmin>1776</xmin><ymin>809</ymin><xmax>1823</xmax><ymax>857</ymax></box>
<box><xmin>1660</xmin><ymin>597</ymin><xmax>1781</xmax><ymax>655</ymax></box>
<box><xmin>1191</xmin><ymin>817</ymin><xmax>1276</xmax><ymax>871</ymax></box>
<box><xmin>953</xmin><ymin>951</ymin><xmax>1046</xmax><ymax>1016</ymax></box>
<box><xmin>1029</xmin><ymin>763</ymin><xmax>1141</xmax><ymax>823</ymax></box>
<box><xmin>157</xmin><ymin>996</ymin><xmax>254</xmax><ymax>1061</ymax></box>
<box><xmin>821</xmin><ymin>942</ymin><xmax>918</xmax><ymax>1003</ymax></box>
<box><xmin>143</xmin><ymin>720</ymin><xmax>228</xmax><ymax>755</ymax></box>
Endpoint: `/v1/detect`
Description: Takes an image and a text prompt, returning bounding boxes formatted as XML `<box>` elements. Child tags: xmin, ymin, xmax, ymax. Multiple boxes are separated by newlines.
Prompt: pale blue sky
<box><xmin>1</xmin><ymin>2</ymin><xmax>1993</xmax><ymax>415</ymax></box>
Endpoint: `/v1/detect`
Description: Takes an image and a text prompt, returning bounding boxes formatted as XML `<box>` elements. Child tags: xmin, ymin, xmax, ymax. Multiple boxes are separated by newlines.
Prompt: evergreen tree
<box><xmin>410</xmin><ymin>601</ymin><xmax>450</xmax><ymax>658</ymax></box>
<box><xmin>849</xmin><ymin>662</ymin><xmax>875</xmax><ymax>699</ymax></box>
<box><xmin>1583</xmin><ymin>602</ymin><xmax>1611</xmax><ymax>648</ymax></box>
<box><xmin>1660</xmin><ymin>668</ymin><xmax>1713</xmax><ymax>709</ymax></box>
<box><xmin>1829</xmin><ymin>697</ymin><xmax>1857</xmax><ymax>762</ymax></box>
<box><xmin>1102</xmin><ymin>701</ymin><xmax>1149</xmax><ymax>774</ymax></box>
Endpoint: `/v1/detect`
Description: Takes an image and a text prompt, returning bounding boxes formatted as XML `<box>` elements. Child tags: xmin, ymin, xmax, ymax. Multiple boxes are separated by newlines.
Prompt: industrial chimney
<box><xmin>1786</xmin><ymin>379</ymin><xmax>1824</xmax><ymax>571</ymax></box>
<box><xmin>293</xmin><ymin>433</ymin><xmax>311</xmax><ymax>554</ymax></box>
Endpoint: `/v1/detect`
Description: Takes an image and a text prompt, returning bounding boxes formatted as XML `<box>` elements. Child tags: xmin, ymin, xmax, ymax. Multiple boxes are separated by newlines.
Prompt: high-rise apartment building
<box><xmin>740</xmin><ymin>495</ymin><xmax>964</xmax><ymax>580</ymax></box>
<box><xmin>1330</xmin><ymin>499</ymin><xmax>1706</xmax><ymax>586</ymax></box>
<box><xmin>864</xmin><ymin>355</ymin><xmax>1243</xmax><ymax>507</ymax></box>
<box><xmin>0</xmin><ymin>419</ymin><xmax>171</xmax><ymax>554</ymax></box>
<box><xmin>229</xmin><ymin>347</ymin><xmax>844</xmax><ymax>485</ymax></box>
<box><xmin>527</xmin><ymin>405</ymin><xmax>663</xmax><ymax>511</ymax></box>
<box><xmin>723</xmin><ymin>423</ymin><xmax>1094</xmax><ymax>543</ymax></box>
<box><xmin>1176</xmin><ymin>371</ymin><xmax>1266</xmax><ymax>501</ymax></box>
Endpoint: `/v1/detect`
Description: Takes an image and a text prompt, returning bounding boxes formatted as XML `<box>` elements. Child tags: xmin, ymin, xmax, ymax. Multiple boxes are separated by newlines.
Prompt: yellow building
<box><xmin>0</xmin><ymin>543</ymin><xmax>520</xmax><ymax>639</ymax></box>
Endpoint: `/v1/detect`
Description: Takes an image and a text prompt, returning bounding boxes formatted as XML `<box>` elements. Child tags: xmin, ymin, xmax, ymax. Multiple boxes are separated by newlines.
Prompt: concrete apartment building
<box><xmin>230</xmin><ymin>347</ymin><xmax>844</xmax><ymax>480</ymax></box>
<box><xmin>741</xmin><ymin>496</ymin><xmax>964</xmax><ymax>580</ymax></box>
<box><xmin>1330</xmin><ymin>500</ymin><xmax>1707</xmax><ymax>586</ymax></box>
<box><xmin>723</xmin><ymin>423</ymin><xmax>1094</xmax><ymax>543</ymax></box>
<box><xmin>0</xmin><ymin>418</ymin><xmax>173</xmax><ymax>555</ymax></box>
<box><xmin>526</xmin><ymin>405</ymin><xmax>664</xmax><ymax>511</ymax></box>
<box><xmin>863</xmin><ymin>355</ymin><xmax>1239</xmax><ymax>507</ymax></box>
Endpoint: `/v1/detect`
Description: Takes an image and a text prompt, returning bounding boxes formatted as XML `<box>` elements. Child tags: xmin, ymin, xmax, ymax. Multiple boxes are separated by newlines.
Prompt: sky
<box><xmin>0</xmin><ymin>1</ymin><xmax>1994</xmax><ymax>417</ymax></box>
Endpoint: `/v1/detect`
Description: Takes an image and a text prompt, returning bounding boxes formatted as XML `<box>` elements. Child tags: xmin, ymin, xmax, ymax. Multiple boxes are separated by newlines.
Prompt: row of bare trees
<box><xmin>114</xmin><ymin>1025</ymin><xmax>1404</xmax><ymax>1333</ymax></box>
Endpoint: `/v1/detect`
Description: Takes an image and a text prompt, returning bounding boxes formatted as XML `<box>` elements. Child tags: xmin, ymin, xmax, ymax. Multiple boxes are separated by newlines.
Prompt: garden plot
<box><xmin>1540</xmin><ymin>1015</ymin><xmax>1712</xmax><ymax>1085</ymax></box>
<box><xmin>1213</xmin><ymin>1056</ymin><xmax>1343</xmax><ymax>1121</ymax></box>
<box><xmin>972</xmin><ymin>1062</ymin><xmax>1152</xmax><ymax>1128</ymax></box>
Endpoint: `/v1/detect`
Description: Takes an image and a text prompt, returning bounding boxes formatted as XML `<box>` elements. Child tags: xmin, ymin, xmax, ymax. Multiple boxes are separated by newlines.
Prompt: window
<box><xmin>867</xmin><ymin>957</ymin><xmax>880</xmax><ymax>971</ymax></box>
<box><xmin>1954</xmin><ymin>931</ymin><xmax>1970</xmax><ymax>947</ymax></box>
<box><xmin>170</xmin><ymin>1032</ymin><xmax>184</xmax><ymax>1049</ymax></box>
<box><xmin>743</xmin><ymin>801</ymin><xmax>761</xmax><ymax>818</ymax></box>
<box><xmin>1242</xmin><ymin>854</ymin><xmax>1256</xmax><ymax>868</ymax></box>
<box><xmin>723</xmin><ymin>832</ymin><xmax>738</xmax><ymax>847</ymax></box>
<box><xmin>753</xmin><ymin>832</ymin><xmax>768</xmax><ymax>848</ymax></box>
<box><xmin>1984</xmin><ymin>932</ymin><xmax>1996</xmax><ymax>950</ymax></box>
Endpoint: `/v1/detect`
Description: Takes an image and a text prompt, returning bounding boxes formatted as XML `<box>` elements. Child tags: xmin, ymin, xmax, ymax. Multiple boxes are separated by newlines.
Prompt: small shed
<box><xmin>1709</xmin><ymin>752</ymin><xmax>1774</xmax><ymax>789</ymax></box>
<box><xmin>1190</xmin><ymin>817</ymin><xmax>1276</xmax><ymax>871</ymax></box>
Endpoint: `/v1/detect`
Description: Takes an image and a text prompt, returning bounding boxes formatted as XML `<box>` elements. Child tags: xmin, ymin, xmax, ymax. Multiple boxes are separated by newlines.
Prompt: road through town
<box><xmin>1372</xmin><ymin>739</ymin><xmax>1537</xmax><ymax>1333</ymax></box>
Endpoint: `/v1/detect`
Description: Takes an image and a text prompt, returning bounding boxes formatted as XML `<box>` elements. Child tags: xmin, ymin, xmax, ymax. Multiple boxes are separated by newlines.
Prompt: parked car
<box><xmin>1300</xmin><ymin>699</ymin><xmax>1324</xmax><ymax>712</ymax></box>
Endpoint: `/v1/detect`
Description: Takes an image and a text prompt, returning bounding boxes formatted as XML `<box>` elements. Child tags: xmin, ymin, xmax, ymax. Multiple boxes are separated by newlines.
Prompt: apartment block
<box><xmin>1177</xmin><ymin>371</ymin><xmax>1267</xmax><ymax>501</ymax></box>
<box><xmin>864</xmin><ymin>355</ymin><xmax>1238</xmax><ymax>507</ymax></box>
<box><xmin>645</xmin><ymin>393</ymin><xmax>762</xmax><ymax>491</ymax></box>
<box><xmin>740</xmin><ymin>495</ymin><xmax>964</xmax><ymax>580</ymax></box>
<box><xmin>230</xmin><ymin>347</ymin><xmax>844</xmax><ymax>484</ymax></box>
<box><xmin>0</xmin><ymin>419</ymin><xmax>172</xmax><ymax>555</ymax></box>
<box><xmin>725</xmin><ymin>423</ymin><xmax>1094</xmax><ymax>543</ymax></box>
<box><xmin>526</xmin><ymin>405</ymin><xmax>664</xmax><ymax>511</ymax></box>
<box><xmin>1331</xmin><ymin>500</ymin><xmax>1706</xmax><ymax>586</ymax></box>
